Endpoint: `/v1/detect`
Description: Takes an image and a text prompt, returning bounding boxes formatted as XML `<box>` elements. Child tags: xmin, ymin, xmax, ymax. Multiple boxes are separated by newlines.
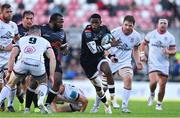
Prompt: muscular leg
<box><xmin>100</xmin><ymin>62</ymin><xmax>115</xmax><ymax>98</ymax></box>
<box><xmin>147</xmin><ymin>72</ymin><xmax>159</xmax><ymax>106</ymax></box>
<box><xmin>158</xmin><ymin>75</ymin><xmax>167</xmax><ymax>102</ymax></box>
<box><xmin>122</xmin><ymin>75</ymin><xmax>132</xmax><ymax>109</ymax></box>
<box><xmin>37</xmin><ymin>80</ymin><xmax>48</xmax><ymax>107</ymax></box>
<box><xmin>155</xmin><ymin>73</ymin><xmax>168</xmax><ymax>110</ymax></box>
<box><xmin>0</xmin><ymin>70</ymin><xmax>6</xmax><ymax>111</ymax></box>
<box><xmin>16</xmin><ymin>82</ymin><xmax>24</xmax><ymax>104</ymax></box>
<box><xmin>0</xmin><ymin>72</ymin><xmax>20</xmax><ymax>107</ymax></box>
<box><xmin>149</xmin><ymin>72</ymin><xmax>159</xmax><ymax>95</ymax></box>
<box><xmin>45</xmin><ymin>72</ymin><xmax>62</xmax><ymax>106</ymax></box>
<box><xmin>90</xmin><ymin>76</ymin><xmax>112</xmax><ymax>114</ymax></box>
<box><xmin>25</xmin><ymin>80</ymin><xmax>38</xmax><ymax>109</ymax></box>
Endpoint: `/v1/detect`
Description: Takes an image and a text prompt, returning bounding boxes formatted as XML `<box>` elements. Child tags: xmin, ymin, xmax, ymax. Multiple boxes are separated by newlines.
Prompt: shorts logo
<box><xmin>38</xmin><ymin>91</ymin><xmax>44</xmax><ymax>96</ymax></box>
<box><xmin>24</xmin><ymin>46</ymin><xmax>36</xmax><ymax>54</ymax></box>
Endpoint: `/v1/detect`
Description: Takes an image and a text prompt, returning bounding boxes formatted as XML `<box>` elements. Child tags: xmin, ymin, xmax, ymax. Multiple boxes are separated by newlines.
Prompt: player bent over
<box><xmin>0</xmin><ymin>25</ymin><xmax>56</xmax><ymax>113</ymax></box>
<box><xmin>51</xmin><ymin>83</ymin><xmax>88</xmax><ymax>112</ymax></box>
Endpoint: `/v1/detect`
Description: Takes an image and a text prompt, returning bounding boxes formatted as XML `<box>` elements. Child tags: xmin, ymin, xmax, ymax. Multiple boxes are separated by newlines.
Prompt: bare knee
<box><xmin>123</xmin><ymin>76</ymin><xmax>132</xmax><ymax>89</ymax></box>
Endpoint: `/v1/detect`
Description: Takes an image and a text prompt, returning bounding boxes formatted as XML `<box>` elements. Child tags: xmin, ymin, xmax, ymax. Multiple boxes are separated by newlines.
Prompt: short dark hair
<box><xmin>1</xmin><ymin>3</ymin><xmax>11</xmax><ymax>12</ymax></box>
<box><xmin>22</xmin><ymin>10</ymin><xmax>34</xmax><ymax>18</ymax></box>
<box><xmin>123</xmin><ymin>15</ymin><xmax>135</xmax><ymax>25</ymax></box>
<box><xmin>49</xmin><ymin>13</ymin><xmax>63</xmax><ymax>23</ymax></box>
<box><xmin>90</xmin><ymin>13</ymin><xmax>101</xmax><ymax>20</ymax></box>
<box><xmin>28</xmin><ymin>25</ymin><xmax>41</xmax><ymax>33</ymax></box>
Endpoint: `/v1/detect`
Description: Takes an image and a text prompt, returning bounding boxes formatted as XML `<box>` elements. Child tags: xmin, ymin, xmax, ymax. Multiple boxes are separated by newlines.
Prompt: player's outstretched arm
<box><xmin>140</xmin><ymin>39</ymin><xmax>148</xmax><ymax>62</ymax></box>
<box><xmin>78</xmin><ymin>95</ymin><xmax>88</xmax><ymax>112</ymax></box>
<box><xmin>45</xmin><ymin>48</ymin><xmax>56</xmax><ymax>85</ymax></box>
<box><xmin>133</xmin><ymin>46</ymin><xmax>143</xmax><ymax>70</ymax></box>
<box><xmin>163</xmin><ymin>46</ymin><xmax>176</xmax><ymax>56</ymax></box>
<box><xmin>8</xmin><ymin>47</ymin><xmax>20</xmax><ymax>72</ymax></box>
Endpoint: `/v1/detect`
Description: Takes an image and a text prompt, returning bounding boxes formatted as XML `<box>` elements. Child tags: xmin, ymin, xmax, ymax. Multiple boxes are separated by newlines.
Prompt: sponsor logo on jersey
<box><xmin>151</xmin><ymin>41</ymin><xmax>166</xmax><ymax>48</ymax></box>
<box><xmin>130</xmin><ymin>37</ymin><xmax>134</xmax><ymax>43</ymax></box>
<box><xmin>24</xmin><ymin>46</ymin><xmax>36</xmax><ymax>54</ymax></box>
<box><xmin>0</xmin><ymin>31</ymin><xmax>13</xmax><ymax>39</ymax></box>
<box><xmin>116</xmin><ymin>43</ymin><xmax>131</xmax><ymax>50</ymax></box>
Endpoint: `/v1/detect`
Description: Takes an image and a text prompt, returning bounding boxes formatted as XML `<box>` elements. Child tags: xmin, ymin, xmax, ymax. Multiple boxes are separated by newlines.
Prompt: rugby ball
<box><xmin>101</xmin><ymin>33</ymin><xmax>113</xmax><ymax>46</ymax></box>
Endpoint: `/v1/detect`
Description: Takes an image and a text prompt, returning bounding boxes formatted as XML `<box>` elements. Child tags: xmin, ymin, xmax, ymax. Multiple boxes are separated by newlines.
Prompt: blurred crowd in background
<box><xmin>1</xmin><ymin>0</ymin><xmax>180</xmax><ymax>81</ymax></box>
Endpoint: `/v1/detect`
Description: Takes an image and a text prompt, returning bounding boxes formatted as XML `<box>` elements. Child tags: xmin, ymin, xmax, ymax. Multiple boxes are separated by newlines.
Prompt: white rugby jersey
<box><xmin>57</xmin><ymin>84</ymin><xmax>85</xmax><ymax>104</ymax></box>
<box><xmin>16</xmin><ymin>35</ymin><xmax>51</xmax><ymax>63</ymax></box>
<box><xmin>109</xmin><ymin>27</ymin><xmax>141</xmax><ymax>73</ymax></box>
<box><xmin>145</xmin><ymin>29</ymin><xmax>176</xmax><ymax>71</ymax></box>
<box><xmin>0</xmin><ymin>20</ymin><xmax>18</xmax><ymax>68</ymax></box>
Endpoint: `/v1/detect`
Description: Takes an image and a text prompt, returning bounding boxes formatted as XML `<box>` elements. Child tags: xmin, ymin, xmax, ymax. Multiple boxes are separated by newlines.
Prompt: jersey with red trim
<box><xmin>0</xmin><ymin>20</ymin><xmax>18</xmax><ymax>68</ymax></box>
<box><xmin>80</xmin><ymin>25</ymin><xmax>110</xmax><ymax>61</ymax></box>
<box><xmin>145</xmin><ymin>29</ymin><xmax>176</xmax><ymax>72</ymax></box>
<box><xmin>15</xmin><ymin>35</ymin><xmax>51</xmax><ymax>63</ymax></box>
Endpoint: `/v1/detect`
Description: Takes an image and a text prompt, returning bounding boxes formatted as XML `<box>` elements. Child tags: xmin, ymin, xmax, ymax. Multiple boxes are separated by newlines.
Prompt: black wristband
<box><xmin>108</xmin><ymin>54</ymin><xmax>115</xmax><ymax>58</ymax></box>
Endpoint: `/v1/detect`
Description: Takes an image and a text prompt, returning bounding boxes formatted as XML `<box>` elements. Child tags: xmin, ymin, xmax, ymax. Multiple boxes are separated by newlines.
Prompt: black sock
<box><xmin>108</xmin><ymin>85</ymin><xmax>115</xmax><ymax>96</ymax></box>
<box><xmin>100</xmin><ymin>95</ymin><xmax>107</xmax><ymax>103</ymax></box>
<box><xmin>17</xmin><ymin>93</ymin><xmax>24</xmax><ymax>104</ymax></box>
<box><xmin>25</xmin><ymin>89</ymin><xmax>35</xmax><ymax>108</ymax></box>
<box><xmin>109</xmin><ymin>87</ymin><xmax>115</xmax><ymax>94</ymax></box>
<box><xmin>45</xmin><ymin>91</ymin><xmax>57</xmax><ymax>106</ymax></box>
<box><xmin>33</xmin><ymin>94</ymin><xmax>38</xmax><ymax>108</ymax></box>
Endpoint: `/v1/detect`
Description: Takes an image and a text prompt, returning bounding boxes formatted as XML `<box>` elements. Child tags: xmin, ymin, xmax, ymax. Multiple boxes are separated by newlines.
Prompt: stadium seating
<box><xmin>5</xmin><ymin>0</ymin><xmax>180</xmax><ymax>30</ymax></box>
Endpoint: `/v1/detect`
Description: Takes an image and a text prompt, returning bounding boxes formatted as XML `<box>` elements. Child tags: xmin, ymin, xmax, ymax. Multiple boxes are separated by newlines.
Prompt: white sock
<box><xmin>122</xmin><ymin>88</ymin><xmax>131</xmax><ymax>108</ymax></box>
<box><xmin>157</xmin><ymin>101</ymin><xmax>162</xmax><ymax>105</ymax></box>
<box><xmin>94</xmin><ymin>95</ymin><xmax>101</xmax><ymax>107</ymax></box>
<box><xmin>0</xmin><ymin>85</ymin><xmax>11</xmax><ymax>102</ymax></box>
<box><xmin>7</xmin><ymin>88</ymin><xmax>17</xmax><ymax>107</ymax></box>
<box><xmin>150</xmin><ymin>92</ymin><xmax>155</xmax><ymax>97</ymax></box>
<box><xmin>37</xmin><ymin>84</ymin><xmax>48</xmax><ymax>106</ymax></box>
<box><xmin>108</xmin><ymin>85</ymin><xmax>115</xmax><ymax>97</ymax></box>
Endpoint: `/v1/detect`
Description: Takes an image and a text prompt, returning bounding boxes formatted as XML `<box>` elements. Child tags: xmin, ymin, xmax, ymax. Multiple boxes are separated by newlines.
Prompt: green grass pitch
<box><xmin>0</xmin><ymin>99</ymin><xmax>180</xmax><ymax>118</ymax></box>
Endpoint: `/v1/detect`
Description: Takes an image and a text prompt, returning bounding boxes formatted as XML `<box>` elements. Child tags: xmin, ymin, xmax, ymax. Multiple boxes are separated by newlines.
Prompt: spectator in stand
<box><xmin>173</xmin><ymin>53</ymin><xmax>180</xmax><ymax>79</ymax></box>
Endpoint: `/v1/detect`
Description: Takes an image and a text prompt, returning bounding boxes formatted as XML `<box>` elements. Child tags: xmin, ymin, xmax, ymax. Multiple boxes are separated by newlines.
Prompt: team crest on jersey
<box><xmin>10</xmin><ymin>24</ymin><xmax>14</xmax><ymax>29</ymax></box>
<box><xmin>24</xmin><ymin>46</ymin><xmax>36</xmax><ymax>54</ymax></box>
<box><xmin>164</xmin><ymin>37</ymin><xmax>168</xmax><ymax>41</ymax></box>
<box><xmin>85</xmin><ymin>32</ymin><xmax>91</xmax><ymax>38</ymax></box>
<box><xmin>130</xmin><ymin>37</ymin><xmax>134</xmax><ymax>43</ymax></box>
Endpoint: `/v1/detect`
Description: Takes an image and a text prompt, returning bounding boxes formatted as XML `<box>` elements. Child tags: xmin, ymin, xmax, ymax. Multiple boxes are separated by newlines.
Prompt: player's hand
<box><xmin>140</xmin><ymin>55</ymin><xmax>147</xmax><ymax>62</ymax></box>
<box><xmin>4</xmin><ymin>71</ymin><xmax>11</xmax><ymax>83</ymax></box>
<box><xmin>110</xmin><ymin>56</ymin><xmax>118</xmax><ymax>63</ymax></box>
<box><xmin>140</xmin><ymin>52</ymin><xmax>147</xmax><ymax>62</ymax></box>
<box><xmin>162</xmin><ymin>48</ymin><xmax>169</xmax><ymax>55</ymax></box>
<box><xmin>136</xmin><ymin>62</ymin><xmax>143</xmax><ymax>70</ymax></box>
<box><xmin>60</xmin><ymin>43</ymin><xmax>69</xmax><ymax>55</ymax></box>
<box><xmin>49</xmin><ymin>75</ymin><xmax>54</xmax><ymax>86</ymax></box>
<box><xmin>110</xmin><ymin>39</ymin><xmax>121</xmax><ymax>47</ymax></box>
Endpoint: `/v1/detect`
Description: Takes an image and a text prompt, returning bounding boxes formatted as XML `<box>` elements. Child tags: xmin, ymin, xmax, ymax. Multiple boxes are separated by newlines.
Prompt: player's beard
<box><xmin>2</xmin><ymin>16</ymin><xmax>11</xmax><ymax>23</ymax></box>
<box><xmin>123</xmin><ymin>28</ymin><xmax>133</xmax><ymax>35</ymax></box>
